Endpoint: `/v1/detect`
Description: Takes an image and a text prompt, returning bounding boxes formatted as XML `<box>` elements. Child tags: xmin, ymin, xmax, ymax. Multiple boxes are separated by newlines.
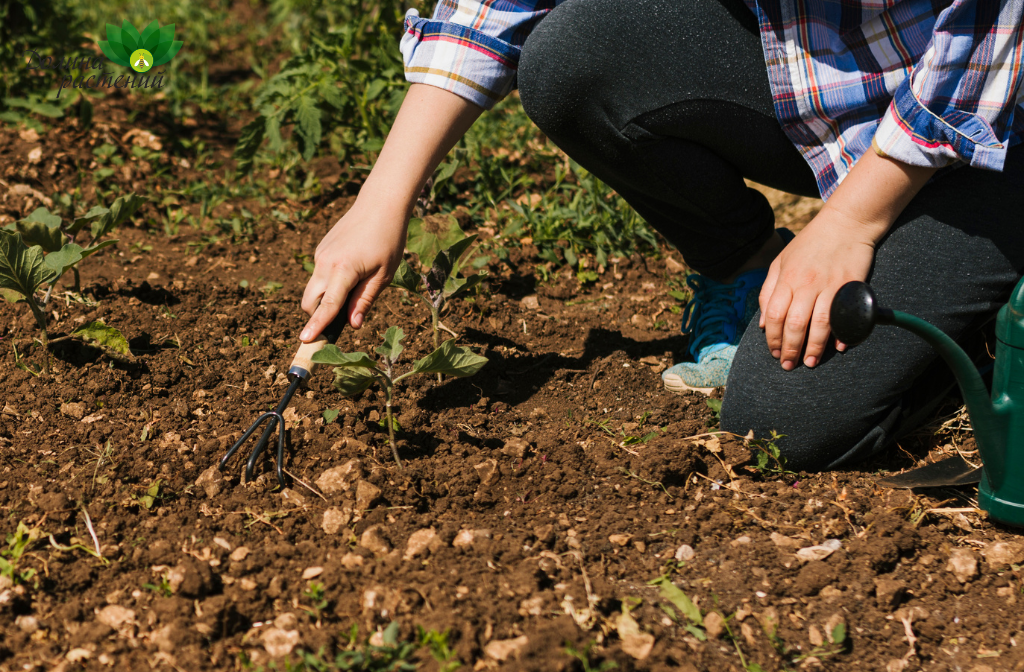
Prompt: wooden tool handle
<box><xmin>290</xmin><ymin>339</ymin><xmax>327</xmax><ymax>374</ymax></box>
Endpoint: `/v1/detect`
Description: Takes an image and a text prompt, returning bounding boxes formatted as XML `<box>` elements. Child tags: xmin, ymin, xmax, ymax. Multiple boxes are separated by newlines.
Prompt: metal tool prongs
<box><xmin>219</xmin><ymin>313</ymin><xmax>346</xmax><ymax>487</ymax></box>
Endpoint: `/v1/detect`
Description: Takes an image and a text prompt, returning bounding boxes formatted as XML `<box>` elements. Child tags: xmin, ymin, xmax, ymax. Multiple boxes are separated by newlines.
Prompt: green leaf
<box><xmin>332</xmin><ymin>366</ymin><xmax>377</xmax><ymax>396</ymax></box>
<box><xmin>67</xmin><ymin>206</ymin><xmax>109</xmax><ymax>235</ymax></box>
<box><xmin>311</xmin><ymin>345</ymin><xmax>378</xmax><ymax>370</ymax></box>
<box><xmin>444</xmin><ymin>234</ymin><xmax>478</xmax><ymax>274</ymax></box>
<box><xmin>410</xmin><ymin>340</ymin><xmax>487</xmax><ymax>378</ymax></box>
<box><xmin>831</xmin><ymin>623</ymin><xmax>846</xmax><ymax>645</ymax></box>
<box><xmin>445</xmin><ymin>272</ymin><xmax>486</xmax><ymax>300</ymax></box>
<box><xmin>318</xmin><ymin>80</ymin><xmax>345</xmax><ymax>110</ymax></box>
<box><xmin>705</xmin><ymin>398</ymin><xmax>722</xmax><ymax>414</ymax></box>
<box><xmin>150</xmin><ymin>24</ymin><xmax>176</xmax><ymax>62</ymax></box>
<box><xmin>91</xmin><ymin>193</ymin><xmax>144</xmax><ymax>241</ymax></box>
<box><xmin>322</xmin><ymin>409</ymin><xmax>340</xmax><ymax>424</ymax></box>
<box><xmin>295</xmin><ymin>95</ymin><xmax>322</xmax><ymax>161</ymax></box>
<box><xmin>80</xmin><ymin>239</ymin><xmax>118</xmax><ymax>260</ymax></box>
<box><xmin>0</xmin><ymin>288</ymin><xmax>25</xmax><ymax>304</ymax></box>
<box><xmin>43</xmin><ymin>243</ymin><xmax>83</xmax><ymax>278</ymax></box>
<box><xmin>406</xmin><ymin>215</ymin><xmax>464</xmax><ymax>268</ymax></box>
<box><xmin>390</xmin><ymin>259</ymin><xmax>420</xmax><ymax>293</ymax></box>
<box><xmin>684</xmin><ymin>624</ymin><xmax>707</xmax><ymax>641</ymax></box>
<box><xmin>16</xmin><ymin>208</ymin><xmax>63</xmax><ymax>253</ymax></box>
<box><xmin>0</xmin><ymin>231</ymin><xmax>56</xmax><ymax>298</ymax></box>
<box><xmin>71</xmin><ymin>321</ymin><xmax>131</xmax><ymax>357</ymax></box>
<box><xmin>234</xmin><ymin>115</ymin><xmax>266</xmax><ymax>176</ymax></box>
<box><xmin>651</xmin><ymin>577</ymin><xmax>703</xmax><ymax>626</ymax></box>
<box><xmin>375</xmin><ymin>326</ymin><xmax>405</xmax><ymax>363</ymax></box>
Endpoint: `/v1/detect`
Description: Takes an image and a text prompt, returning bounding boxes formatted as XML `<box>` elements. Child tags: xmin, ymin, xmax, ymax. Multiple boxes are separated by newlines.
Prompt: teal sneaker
<box><xmin>661</xmin><ymin>268</ymin><xmax>768</xmax><ymax>395</ymax></box>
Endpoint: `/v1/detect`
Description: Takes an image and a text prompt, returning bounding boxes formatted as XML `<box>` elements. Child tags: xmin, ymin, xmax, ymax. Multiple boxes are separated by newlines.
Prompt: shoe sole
<box><xmin>662</xmin><ymin>376</ymin><xmax>717</xmax><ymax>397</ymax></box>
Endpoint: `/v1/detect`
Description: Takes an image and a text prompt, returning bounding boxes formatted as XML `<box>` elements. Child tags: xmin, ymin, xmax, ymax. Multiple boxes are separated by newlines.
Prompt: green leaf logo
<box><xmin>98</xmin><ymin>20</ymin><xmax>182</xmax><ymax>70</ymax></box>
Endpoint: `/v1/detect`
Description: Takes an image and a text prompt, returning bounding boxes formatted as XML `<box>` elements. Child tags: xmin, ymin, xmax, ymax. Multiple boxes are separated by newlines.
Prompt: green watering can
<box><xmin>830</xmin><ymin>280</ymin><xmax>1024</xmax><ymax>527</ymax></box>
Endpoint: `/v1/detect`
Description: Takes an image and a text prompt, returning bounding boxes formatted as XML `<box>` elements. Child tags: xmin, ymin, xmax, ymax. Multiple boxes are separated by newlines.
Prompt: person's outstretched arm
<box><xmin>299</xmin><ymin>84</ymin><xmax>483</xmax><ymax>342</ymax></box>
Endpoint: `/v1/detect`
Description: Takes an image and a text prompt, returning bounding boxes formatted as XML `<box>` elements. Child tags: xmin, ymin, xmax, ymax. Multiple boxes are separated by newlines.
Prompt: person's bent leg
<box><xmin>517</xmin><ymin>0</ymin><xmax>817</xmax><ymax>280</ymax></box>
<box><xmin>721</xmin><ymin>146</ymin><xmax>1024</xmax><ymax>471</ymax></box>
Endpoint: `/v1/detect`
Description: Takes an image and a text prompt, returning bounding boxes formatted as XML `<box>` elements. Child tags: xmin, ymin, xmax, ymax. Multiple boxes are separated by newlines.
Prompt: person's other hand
<box><xmin>757</xmin><ymin>212</ymin><xmax>877</xmax><ymax>369</ymax></box>
<box><xmin>299</xmin><ymin>204</ymin><xmax>406</xmax><ymax>342</ymax></box>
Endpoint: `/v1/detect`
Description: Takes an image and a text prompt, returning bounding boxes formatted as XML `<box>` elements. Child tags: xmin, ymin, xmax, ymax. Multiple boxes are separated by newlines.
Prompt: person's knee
<box><xmin>519</xmin><ymin>14</ymin><xmax>605</xmax><ymax>148</ymax></box>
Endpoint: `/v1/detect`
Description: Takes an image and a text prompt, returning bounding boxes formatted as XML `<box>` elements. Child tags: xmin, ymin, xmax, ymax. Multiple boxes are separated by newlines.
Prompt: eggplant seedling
<box><xmin>391</xmin><ymin>216</ymin><xmax>487</xmax><ymax>379</ymax></box>
<box><xmin>312</xmin><ymin>326</ymin><xmax>487</xmax><ymax>467</ymax></box>
<box><xmin>0</xmin><ymin>194</ymin><xmax>142</xmax><ymax>371</ymax></box>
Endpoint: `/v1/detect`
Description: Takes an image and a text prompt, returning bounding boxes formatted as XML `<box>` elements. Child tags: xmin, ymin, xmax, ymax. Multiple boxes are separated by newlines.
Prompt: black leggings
<box><xmin>517</xmin><ymin>0</ymin><xmax>1024</xmax><ymax>470</ymax></box>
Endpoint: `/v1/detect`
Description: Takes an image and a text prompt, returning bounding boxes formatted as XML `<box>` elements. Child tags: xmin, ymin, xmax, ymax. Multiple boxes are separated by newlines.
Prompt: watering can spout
<box><xmin>830</xmin><ymin>282</ymin><xmax>1024</xmax><ymax>524</ymax></box>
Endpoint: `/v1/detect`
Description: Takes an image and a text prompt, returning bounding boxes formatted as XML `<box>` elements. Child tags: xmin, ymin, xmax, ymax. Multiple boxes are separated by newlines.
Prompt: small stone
<box><xmin>95</xmin><ymin>605</ymin><xmax>134</xmax><ymax>629</ymax></box>
<box><xmin>341</xmin><ymin>552</ymin><xmax>364</xmax><ymax>568</ymax></box>
<box><xmin>983</xmin><ymin>540</ymin><xmax>1024</xmax><ymax>567</ymax></box>
<box><xmin>240</xmin><ymin>578</ymin><xmax>258</xmax><ymax>591</ymax></box>
<box><xmin>520</xmin><ymin>295</ymin><xmax>540</xmax><ymax>311</ymax></box>
<box><xmin>484</xmin><ymin>635</ymin><xmax>529</xmax><ymax>661</ymax></box>
<box><xmin>229</xmin><ymin>546</ymin><xmax>250</xmax><ymax>562</ymax></box>
<box><xmin>18</xmin><ymin>128</ymin><xmax>39</xmax><ymax>142</ymax></box>
<box><xmin>315</xmin><ymin>459</ymin><xmax>364</xmax><ymax>495</ymax></box>
<box><xmin>741</xmin><ymin>622</ymin><xmax>757</xmax><ymax>647</ymax></box>
<box><xmin>213</xmin><ymin>537</ymin><xmax>231</xmax><ymax>551</ymax></box>
<box><xmin>60</xmin><ymin>402</ymin><xmax>85</xmax><ymax>419</ymax></box>
<box><xmin>675</xmin><ymin>544</ymin><xmax>695</xmax><ymax>562</ymax></box>
<box><xmin>15</xmin><ymin>615</ymin><xmax>38</xmax><ymax>633</ymax></box>
<box><xmin>194</xmin><ymin>465</ymin><xmax>223</xmax><ymax>498</ymax></box>
<box><xmin>404</xmin><ymin>528</ymin><xmax>438</xmax><ymax>561</ymax></box>
<box><xmin>302</xmin><ymin>567</ymin><xmax>323</xmax><ymax>580</ymax></box>
<box><xmin>150</xmin><ymin>625</ymin><xmax>176</xmax><ymax>653</ymax></box>
<box><xmin>473</xmin><ymin>459</ymin><xmax>499</xmax><ymax>486</ymax></box>
<box><xmin>453</xmin><ymin>529</ymin><xmax>492</xmax><ymax>549</ymax></box>
<box><xmin>633</xmin><ymin>540</ymin><xmax>647</xmax><ymax>553</ymax></box>
<box><xmin>894</xmin><ymin>606</ymin><xmax>929</xmax><ymax>623</ymax></box>
<box><xmin>27</xmin><ymin>147</ymin><xmax>42</xmax><ymax>164</ymax></box>
<box><xmin>732</xmin><ymin>535</ymin><xmax>752</xmax><ymax>546</ymax></box>
<box><xmin>703</xmin><ymin>611</ymin><xmax>725</xmax><ymax>639</ymax></box>
<box><xmin>770</xmin><ymin>532</ymin><xmax>801</xmax><ymax>548</ymax></box>
<box><xmin>947</xmin><ymin>548</ymin><xmax>979</xmax><ymax>583</ymax></box>
<box><xmin>66</xmin><ymin>648</ymin><xmax>91</xmax><ymax>662</ymax></box>
<box><xmin>808</xmin><ymin>625</ymin><xmax>823</xmax><ymax>647</ymax></box>
<box><xmin>262</xmin><ymin>627</ymin><xmax>300</xmax><ymax>658</ymax></box>
<box><xmin>359</xmin><ymin>525</ymin><xmax>391</xmax><ymax>555</ymax></box>
<box><xmin>280</xmin><ymin>488</ymin><xmax>306</xmax><ymax>506</ymax></box>
<box><xmin>355</xmin><ymin>480</ymin><xmax>382</xmax><ymax>511</ymax></box>
<box><xmin>796</xmin><ymin>539</ymin><xmax>842</xmax><ymax>563</ymax></box>
<box><xmin>275</xmin><ymin>613</ymin><xmax>298</xmax><ymax>630</ymax></box>
<box><xmin>533</xmin><ymin>524</ymin><xmax>555</xmax><ymax>546</ymax></box>
<box><xmin>322</xmin><ymin>507</ymin><xmax>352</xmax><ymax>535</ymax></box>
<box><xmin>616</xmin><ymin>610</ymin><xmax>654</xmax><ymax>660</ymax></box>
<box><xmin>665</xmin><ymin>256</ymin><xmax>686</xmax><ymax>274</ymax></box>
<box><xmin>518</xmin><ymin>596</ymin><xmax>545</xmax><ymax>616</ymax></box>
<box><xmin>609</xmin><ymin>534</ymin><xmax>632</xmax><ymax>547</ymax></box>
<box><xmin>502</xmin><ymin>437</ymin><xmax>530</xmax><ymax>458</ymax></box>
<box><xmin>874</xmin><ymin>577</ymin><xmax>905</xmax><ymax>611</ymax></box>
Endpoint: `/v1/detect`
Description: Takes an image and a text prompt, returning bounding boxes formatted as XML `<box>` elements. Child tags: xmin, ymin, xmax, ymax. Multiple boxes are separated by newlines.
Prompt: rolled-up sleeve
<box><xmin>873</xmin><ymin>0</ymin><xmax>1024</xmax><ymax>171</ymax></box>
<box><xmin>400</xmin><ymin>1</ymin><xmax>555</xmax><ymax>110</ymax></box>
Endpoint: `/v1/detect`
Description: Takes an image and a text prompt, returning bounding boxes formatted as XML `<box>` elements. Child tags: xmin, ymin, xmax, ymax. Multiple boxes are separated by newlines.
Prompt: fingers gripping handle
<box><xmin>289</xmin><ymin>311</ymin><xmax>348</xmax><ymax>379</ymax></box>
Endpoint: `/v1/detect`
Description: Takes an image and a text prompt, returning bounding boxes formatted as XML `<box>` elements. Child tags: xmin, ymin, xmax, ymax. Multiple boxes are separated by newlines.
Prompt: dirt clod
<box><xmin>946</xmin><ymin>548</ymin><xmax>979</xmax><ymax>583</ymax></box>
<box><xmin>982</xmin><ymin>540</ymin><xmax>1024</xmax><ymax>567</ymax></box>
<box><xmin>322</xmin><ymin>507</ymin><xmax>352</xmax><ymax>534</ymax></box>
<box><xmin>355</xmin><ymin>480</ymin><xmax>381</xmax><ymax>510</ymax></box>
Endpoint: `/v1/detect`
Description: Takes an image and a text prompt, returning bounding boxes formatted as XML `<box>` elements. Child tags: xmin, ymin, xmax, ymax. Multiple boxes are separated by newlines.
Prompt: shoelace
<box><xmin>681</xmin><ymin>274</ymin><xmax>747</xmax><ymax>360</ymax></box>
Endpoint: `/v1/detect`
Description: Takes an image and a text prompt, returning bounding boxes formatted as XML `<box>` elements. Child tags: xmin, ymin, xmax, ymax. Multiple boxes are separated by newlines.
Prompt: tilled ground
<box><xmin>2</xmin><ymin>97</ymin><xmax>1024</xmax><ymax>672</ymax></box>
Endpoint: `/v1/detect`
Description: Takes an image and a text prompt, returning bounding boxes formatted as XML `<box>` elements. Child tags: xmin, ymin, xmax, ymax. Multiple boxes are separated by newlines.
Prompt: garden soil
<box><xmin>2</xmin><ymin>94</ymin><xmax>1023</xmax><ymax>672</ymax></box>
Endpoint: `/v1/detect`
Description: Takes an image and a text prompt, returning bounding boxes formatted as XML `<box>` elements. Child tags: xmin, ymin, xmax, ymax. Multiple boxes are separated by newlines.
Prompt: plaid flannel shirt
<box><xmin>400</xmin><ymin>0</ymin><xmax>1024</xmax><ymax>199</ymax></box>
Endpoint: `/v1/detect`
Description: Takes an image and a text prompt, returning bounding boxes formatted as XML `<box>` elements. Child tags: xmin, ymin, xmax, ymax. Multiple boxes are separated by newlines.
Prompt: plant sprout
<box><xmin>0</xmin><ymin>193</ymin><xmax>142</xmax><ymax>371</ymax></box>
<box><xmin>390</xmin><ymin>215</ymin><xmax>487</xmax><ymax>380</ymax></box>
<box><xmin>312</xmin><ymin>326</ymin><xmax>487</xmax><ymax>467</ymax></box>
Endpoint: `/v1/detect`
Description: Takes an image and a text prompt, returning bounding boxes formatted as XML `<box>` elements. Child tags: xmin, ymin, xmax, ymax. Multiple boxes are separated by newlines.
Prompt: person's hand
<box><xmin>299</xmin><ymin>203</ymin><xmax>406</xmax><ymax>342</ymax></box>
<box><xmin>757</xmin><ymin>212</ymin><xmax>878</xmax><ymax>369</ymax></box>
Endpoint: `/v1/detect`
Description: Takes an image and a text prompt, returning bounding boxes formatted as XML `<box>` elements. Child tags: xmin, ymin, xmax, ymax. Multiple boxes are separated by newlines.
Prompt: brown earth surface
<box><xmin>2</xmin><ymin>79</ymin><xmax>1023</xmax><ymax>672</ymax></box>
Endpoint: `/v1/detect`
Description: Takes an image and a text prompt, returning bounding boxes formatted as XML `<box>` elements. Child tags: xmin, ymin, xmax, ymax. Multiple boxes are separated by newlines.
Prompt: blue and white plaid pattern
<box><xmin>400</xmin><ymin>0</ymin><xmax>1024</xmax><ymax>198</ymax></box>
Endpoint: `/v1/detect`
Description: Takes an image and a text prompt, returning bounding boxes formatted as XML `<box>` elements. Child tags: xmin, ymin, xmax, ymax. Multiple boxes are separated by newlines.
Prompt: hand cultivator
<box><xmin>219</xmin><ymin>314</ymin><xmax>346</xmax><ymax>487</ymax></box>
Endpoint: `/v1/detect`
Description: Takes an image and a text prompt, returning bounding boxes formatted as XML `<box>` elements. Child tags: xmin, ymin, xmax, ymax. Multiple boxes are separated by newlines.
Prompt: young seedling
<box><xmin>391</xmin><ymin>216</ymin><xmax>487</xmax><ymax>379</ymax></box>
<box><xmin>0</xmin><ymin>521</ymin><xmax>42</xmax><ymax>587</ymax></box>
<box><xmin>311</xmin><ymin>326</ymin><xmax>487</xmax><ymax>468</ymax></box>
<box><xmin>0</xmin><ymin>194</ymin><xmax>142</xmax><ymax>372</ymax></box>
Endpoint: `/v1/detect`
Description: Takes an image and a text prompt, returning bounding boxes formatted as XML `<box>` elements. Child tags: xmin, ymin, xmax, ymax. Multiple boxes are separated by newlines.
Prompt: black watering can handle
<box><xmin>829</xmin><ymin>281</ymin><xmax>894</xmax><ymax>345</ymax></box>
